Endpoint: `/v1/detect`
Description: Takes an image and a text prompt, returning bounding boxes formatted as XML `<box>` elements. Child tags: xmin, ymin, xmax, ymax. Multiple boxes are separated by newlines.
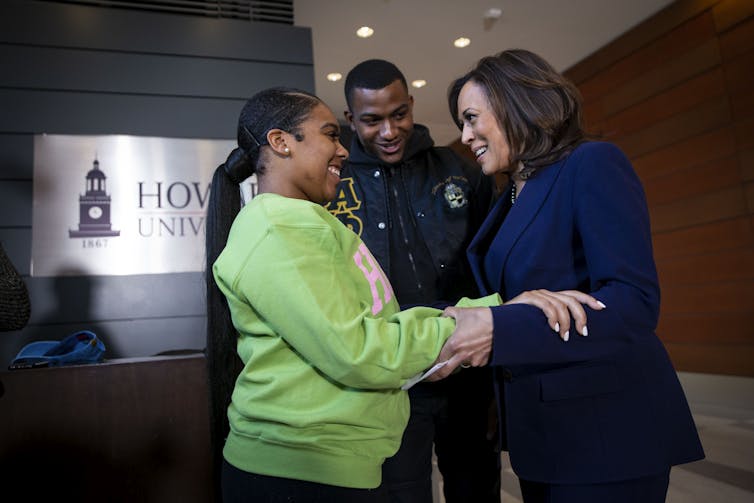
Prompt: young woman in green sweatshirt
<box><xmin>205</xmin><ymin>87</ymin><xmax>599</xmax><ymax>503</ymax></box>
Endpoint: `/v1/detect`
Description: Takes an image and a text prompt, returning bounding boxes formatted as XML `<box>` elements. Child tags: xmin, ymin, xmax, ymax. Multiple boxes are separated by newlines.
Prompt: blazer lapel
<box><xmin>468</xmin><ymin>191</ymin><xmax>507</xmax><ymax>295</ymax></box>
<box><xmin>469</xmin><ymin>160</ymin><xmax>566</xmax><ymax>295</ymax></box>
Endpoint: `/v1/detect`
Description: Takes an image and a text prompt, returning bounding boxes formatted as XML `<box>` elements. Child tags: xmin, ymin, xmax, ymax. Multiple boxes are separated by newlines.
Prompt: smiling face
<box><xmin>345</xmin><ymin>79</ymin><xmax>414</xmax><ymax>164</ymax></box>
<box><xmin>456</xmin><ymin>80</ymin><xmax>512</xmax><ymax>176</ymax></box>
<box><xmin>283</xmin><ymin>103</ymin><xmax>348</xmax><ymax>204</ymax></box>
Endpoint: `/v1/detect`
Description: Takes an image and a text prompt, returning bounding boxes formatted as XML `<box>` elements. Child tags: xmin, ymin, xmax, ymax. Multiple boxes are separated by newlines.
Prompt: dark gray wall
<box><xmin>0</xmin><ymin>0</ymin><xmax>314</xmax><ymax>364</ymax></box>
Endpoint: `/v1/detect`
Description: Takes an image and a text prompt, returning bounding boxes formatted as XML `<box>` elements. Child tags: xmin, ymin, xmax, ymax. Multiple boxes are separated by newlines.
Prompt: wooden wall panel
<box><xmin>712</xmin><ymin>0</ymin><xmax>754</xmax><ymax>31</ymax></box>
<box><xmin>632</xmin><ymin>126</ymin><xmax>736</xmax><ymax>179</ymax></box>
<box><xmin>739</xmin><ymin>148</ymin><xmax>754</xmax><ymax>180</ymax></box>
<box><xmin>615</xmin><ymin>95</ymin><xmax>730</xmax><ymax>158</ymax></box>
<box><xmin>565</xmin><ymin>0</ymin><xmax>720</xmax><ymax>83</ymax></box>
<box><xmin>649</xmin><ymin>185</ymin><xmax>747</xmax><ymax>232</ymax></box>
<box><xmin>656</xmin><ymin>248</ymin><xmax>754</xmax><ymax>284</ymax></box>
<box><xmin>718</xmin><ymin>15</ymin><xmax>754</xmax><ymax>59</ymax></box>
<box><xmin>745</xmin><ymin>182</ymin><xmax>754</xmax><ymax>213</ymax></box>
<box><xmin>652</xmin><ymin>217</ymin><xmax>754</xmax><ymax>259</ymax></box>
<box><xmin>659</xmin><ymin>313</ymin><xmax>754</xmax><ymax>343</ymax></box>
<box><xmin>600</xmin><ymin>68</ymin><xmax>726</xmax><ymax>137</ymax></box>
<box><xmin>723</xmin><ymin>50</ymin><xmax>754</xmax><ymax>119</ymax></box>
<box><xmin>661</xmin><ymin>281</ymin><xmax>754</xmax><ymax>313</ymax></box>
<box><xmin>665</xmin><ymin>343</ymin><xmax>754</xmax><ymax>376</ymax></box>
<box><xmin>735</xmin><ymin>116</ymin><xmax>754</xmax><ymax>148</ymax></box>
<box><xmin>721</xmin><ymin>41</ymin><xmax>754</xmax><ymax>82</ymax></box>
<box><xmin>643</xmin><ymin>154</ymin><xmax>739</xmax><ymax>206</ymax></box>
<box><xmin>565</xmin><ymin>0</ymin><xmax>754</xmax><ymax>376</ymax></box>
<box><xmin>601</xmin><ymin>39</ymin><xmax>721</xmax><ymax>117</ymax></box>
<box><xmin>729</xmin><ymin>90</ymin><xmax>754</xmax><ymax>122</ymax></box>
<box><xmin>578</xmin><ymin>13</ymin><xmax>717</xmax><ymax>104</ymax></box>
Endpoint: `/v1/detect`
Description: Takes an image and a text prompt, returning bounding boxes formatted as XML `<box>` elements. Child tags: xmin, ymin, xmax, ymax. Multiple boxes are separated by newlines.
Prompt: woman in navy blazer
<box><xmin>435</xmin><ymin>49</ymin><xmax>704</xmax><ymax>502</ymax></box>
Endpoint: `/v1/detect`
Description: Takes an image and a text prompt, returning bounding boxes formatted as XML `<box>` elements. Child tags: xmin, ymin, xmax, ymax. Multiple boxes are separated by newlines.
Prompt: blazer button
<box><xmin>373</xmin><ymin>170</ymin><xmax>381</xmax><ymax>178</ymax></box>
<box><xmin>377</xmin><ymin>222</ymin><xmax>386</xmax><ymax>230</ymax></box>
<box><xmin>416</xmin><ymin>211</ymin><xmax>425</xmax><ymax>218</ymax></box>
<box><xmin>502</xmin><ymin>368</ymin><xmax>514</xmax><ymax>382</ymax></box>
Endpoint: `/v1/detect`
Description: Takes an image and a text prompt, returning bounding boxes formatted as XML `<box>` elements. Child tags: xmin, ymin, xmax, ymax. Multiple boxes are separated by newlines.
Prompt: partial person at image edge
<box><xmin>0</xmin><ymin>243</ymin><xmax>31</xmax><ymax>332</ymax></box>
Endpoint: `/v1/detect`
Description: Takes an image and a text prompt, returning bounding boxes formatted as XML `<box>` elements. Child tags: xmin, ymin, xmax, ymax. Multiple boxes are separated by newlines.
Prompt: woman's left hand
<box><xmin>505</xmin><ymin>289</ymin><xmax>605</xmax><ymax>341</ymax></box>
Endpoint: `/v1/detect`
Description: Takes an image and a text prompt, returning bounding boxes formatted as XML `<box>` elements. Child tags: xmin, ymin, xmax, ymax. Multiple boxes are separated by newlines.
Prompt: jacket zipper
<box><xmin>390</xmin><ymin>166</ymin><xmax>423</xmax><ymax>293</ymax></box>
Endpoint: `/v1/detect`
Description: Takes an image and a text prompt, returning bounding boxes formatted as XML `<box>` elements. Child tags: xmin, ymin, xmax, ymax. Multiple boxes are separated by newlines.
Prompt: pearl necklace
<box><xmin>510</xmin><ymin>182</ymin><xmax>517</xmax><ymax>205</ymax></box>
<box><xmin>511</xmin><ymin>162</ymin><xmax>530</xmax><ymax>205</ymax></box>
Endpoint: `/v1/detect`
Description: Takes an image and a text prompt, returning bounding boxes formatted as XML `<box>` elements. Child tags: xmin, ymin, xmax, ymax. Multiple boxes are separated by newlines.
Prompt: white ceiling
<box><xmin>294</xmin><ymin>0</ymin><xmax>674</xmax><ymax>145</ymax></box>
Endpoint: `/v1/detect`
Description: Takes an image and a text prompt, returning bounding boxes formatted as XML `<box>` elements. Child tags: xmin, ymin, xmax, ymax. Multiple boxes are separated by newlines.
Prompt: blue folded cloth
<box><xmin>9</xmin><ymin>330</ymin><xmax>105</xmax><ymax>370</ymax></box>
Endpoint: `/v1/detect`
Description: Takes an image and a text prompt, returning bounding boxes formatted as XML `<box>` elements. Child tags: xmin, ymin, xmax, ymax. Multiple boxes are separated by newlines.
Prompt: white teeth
<box><xmin>474</xmin><ymin>147</ymin><xmax>487</xmax><ymax>157</ymax></box>
<box><xmin>328</xmin><ymin>166</ymin><xmax>341</xmax><ymax>177</ymax></box>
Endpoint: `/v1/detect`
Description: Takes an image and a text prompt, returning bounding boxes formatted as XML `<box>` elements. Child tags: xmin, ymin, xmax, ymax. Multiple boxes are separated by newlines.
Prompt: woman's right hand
<box><xmin>505</xmin><ymin>289</ymin><xmax>606</xmax><ymax>341</ymax></box>
<box><xmin>426</xmin><ymin>306</ymin><xmax>494</xmax><ymax>380</ymax></box>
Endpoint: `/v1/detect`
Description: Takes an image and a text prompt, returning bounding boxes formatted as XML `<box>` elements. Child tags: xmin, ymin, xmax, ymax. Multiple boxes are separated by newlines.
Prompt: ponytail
<box><xmin>204</xmin><ymin>86</ymin><xmax>322</xmax><ymax>498</ymax></box>
<box><xmin>205</xmin><ymin>150</ymin><xmax>249</xmax><ymax>499</ymax></box>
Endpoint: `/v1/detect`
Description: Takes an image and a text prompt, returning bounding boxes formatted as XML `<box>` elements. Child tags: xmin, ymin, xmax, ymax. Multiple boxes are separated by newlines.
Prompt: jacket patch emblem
<box><xmin>326</xmin><ymin>177</ymin><xmax>364</xmax><ymax>236</ymax></box>
<box><xmin>443</xmin><ymin>182</ymin><xmax>467</xmax><ymax>209</ymax></box>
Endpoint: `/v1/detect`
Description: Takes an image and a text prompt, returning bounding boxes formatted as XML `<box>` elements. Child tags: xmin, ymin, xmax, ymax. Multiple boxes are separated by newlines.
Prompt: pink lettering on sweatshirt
<box><xmin>353</xmin><ymin>243</ymin><xmax>394</xmax><ymax>315</ymax></box>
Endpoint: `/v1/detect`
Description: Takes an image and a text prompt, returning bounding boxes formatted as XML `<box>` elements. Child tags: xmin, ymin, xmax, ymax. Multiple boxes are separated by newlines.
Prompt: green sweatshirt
<box><xmin>213</xmin><ymin>193</ymin><xmax>500</xmax><ymax>489</ymax></box>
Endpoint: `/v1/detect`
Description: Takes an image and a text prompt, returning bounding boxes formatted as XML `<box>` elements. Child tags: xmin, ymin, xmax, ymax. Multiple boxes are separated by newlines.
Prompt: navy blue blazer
<box><xmin>468</xmin><ymin>142</ymin><xmax>704</xmax><ymax>484</ymax></box>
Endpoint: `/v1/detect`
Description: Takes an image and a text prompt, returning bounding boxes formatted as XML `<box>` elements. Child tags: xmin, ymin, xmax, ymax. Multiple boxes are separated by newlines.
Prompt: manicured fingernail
<box><xmin>597</xmin><ymin>301</ymin><xmax>607</xmax><ymax>309</ymax></box>
<box><xmin>582</xmin><ymin>326</ymin><xmax>588</xmax><ymax>336</ymax></box>
<box><xmin>553</xmin><ymin>322</ymin><xmax>560</xmax><ymax>332</ymax></box>
<box><xmin>563</xmin><ymin>330</ymin><xmax>569</xmax><ymax>342</ymax></box>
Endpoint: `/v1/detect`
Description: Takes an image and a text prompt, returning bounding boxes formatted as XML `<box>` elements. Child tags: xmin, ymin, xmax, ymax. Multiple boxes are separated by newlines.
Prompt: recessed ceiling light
<box><xmin>356</xmin><ymin>26</ymin><xmax>374</xmax><ymax>38</ymax></box>
<box><xmin>484</xmin><ymin>8</ymin><xmax>502</xmax><ymax>20</ymax></box>
<box><xmin>327</xmin><ymin>73</ymin><xmax>342</xmax><ymax>82</ymax></box>
<box><xmin>411</xmin><ymin>80</ymin><xmax>427</xmax><ymax>88</ymax></box>
<box><xmin>453</xmin><ymin>37</ymin><xmax>471</xmax><ymax>48</ymax></box>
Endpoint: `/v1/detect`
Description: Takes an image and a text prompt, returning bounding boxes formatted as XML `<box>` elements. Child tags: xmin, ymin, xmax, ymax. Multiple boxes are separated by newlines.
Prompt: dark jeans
<box><xmin>222</xmin><ymin>459</ymin><xmax>389</xmax><ymax>503</ymax></box>
<box><xmin>519</xmin><ymin>469</ymin><xmax>670</xmax><ymax>503</ymax></box>
<box><xmin>381</xmin><ymin>367</ymin><xmax>500</xmax><ymax>503</ymax></box>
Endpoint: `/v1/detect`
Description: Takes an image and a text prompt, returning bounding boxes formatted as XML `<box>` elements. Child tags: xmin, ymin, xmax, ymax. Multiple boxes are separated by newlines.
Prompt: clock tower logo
<box><xmin>69</xmin><ymin>157</ymin><xmax>120</xmax><ymax>238</ymax></box>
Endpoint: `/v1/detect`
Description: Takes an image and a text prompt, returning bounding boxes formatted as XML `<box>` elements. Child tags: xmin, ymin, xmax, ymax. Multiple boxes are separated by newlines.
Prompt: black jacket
<box><xmin>327</xmin><ymin>124</ymin><xmax>493</xmax><ymax>306</ymax></box>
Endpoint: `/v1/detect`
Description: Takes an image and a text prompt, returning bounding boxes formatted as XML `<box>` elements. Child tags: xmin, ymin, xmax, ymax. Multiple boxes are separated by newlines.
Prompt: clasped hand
<box><xmin>425</xmin><ymin>290</ymin><xmax>606</xmax><ymax>381</ymax></box>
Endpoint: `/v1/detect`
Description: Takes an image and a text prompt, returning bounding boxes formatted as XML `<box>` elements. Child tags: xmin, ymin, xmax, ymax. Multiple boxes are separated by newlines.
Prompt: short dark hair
<box><xmin>344</xmin><ymin>59</ymin><xmax>408</xmax><ymax>110</ymax></box>
<box><xmin>448</xmin><ymin>49</ymin><xmax>586</xmax><ymax>176</ymax></box>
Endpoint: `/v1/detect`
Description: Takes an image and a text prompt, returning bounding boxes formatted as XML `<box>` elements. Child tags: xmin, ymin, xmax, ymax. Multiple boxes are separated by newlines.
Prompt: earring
<box><xmin>283</xmin><ymin>147</ymin><xmax>290</xmax><ymax>154</ymax></box>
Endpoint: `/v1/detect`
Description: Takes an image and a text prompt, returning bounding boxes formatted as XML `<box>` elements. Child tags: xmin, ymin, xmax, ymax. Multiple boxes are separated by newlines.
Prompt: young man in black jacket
<box><xmin>327</xmin><ymin>59</ymin><xmax>499</xmax><ymax>503</ymax></box>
